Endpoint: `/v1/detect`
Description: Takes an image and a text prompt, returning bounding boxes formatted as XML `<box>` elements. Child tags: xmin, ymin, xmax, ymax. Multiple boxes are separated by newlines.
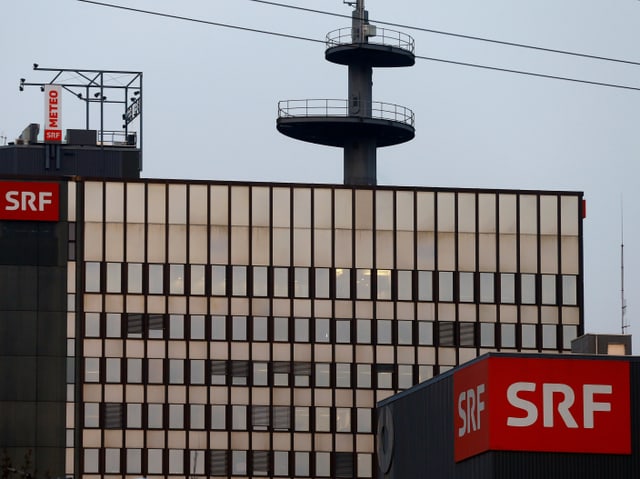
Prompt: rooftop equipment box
<box><xmin>377</xmin><ymin>353</ymin><xmax>639</xmax><ymax>479</ymax></box>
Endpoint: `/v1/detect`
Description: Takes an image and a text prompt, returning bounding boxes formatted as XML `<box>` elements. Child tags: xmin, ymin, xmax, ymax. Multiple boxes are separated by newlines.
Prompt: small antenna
<box><xmin>621</xmin><ymin>197</ymin><xmax>629</xmax><ymax>334</ymax></box>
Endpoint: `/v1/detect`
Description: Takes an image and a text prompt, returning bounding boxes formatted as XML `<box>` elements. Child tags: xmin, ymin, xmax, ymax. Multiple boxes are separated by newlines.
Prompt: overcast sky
<box><xmin>2</xmin><ymin>0</ymin><xmax>639</xmax><ymax>349</ymax></box>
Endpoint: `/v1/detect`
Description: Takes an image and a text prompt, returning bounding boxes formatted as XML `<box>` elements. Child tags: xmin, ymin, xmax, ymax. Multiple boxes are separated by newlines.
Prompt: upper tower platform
<box><xmin>276</xmin><ymin>1</ymin><xmax>416</xmax><ymax>185</ymax></box>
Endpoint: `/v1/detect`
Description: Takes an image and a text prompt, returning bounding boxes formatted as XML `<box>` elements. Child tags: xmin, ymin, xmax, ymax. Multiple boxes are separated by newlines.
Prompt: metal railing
<box><xmin>326</xmin><ymin>27</ymin><xmax>415</xmax><ymax>53</ymax></box>
<box><xmin>278</xmin><ymin>99</ymin><xmax>415</xmax><ymax>127</ymax></box>
<box><xmin>98</xmin><ymin>130</ymin><xmax>138</xmax><ymax>147</ymax></box>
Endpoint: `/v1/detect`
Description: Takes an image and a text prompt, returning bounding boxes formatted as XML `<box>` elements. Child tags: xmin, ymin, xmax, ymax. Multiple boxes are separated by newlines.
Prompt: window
<box><xmin>418</xmin><ymin>271</ymin><xmax>433</xmax><ymax>301</ymax></box>
<box><xmin>252</xmin><ymin>451</ymin><xmax>269</xmax><ymax>476</ymax></box>
<box><xmin>169</xmin><ymin>264</ymin><xmax>184</xmax><ymax>294</ymax></box>
<box><xmin>357</xmin><ymin>408</ymin><xmax>372</xmax><ymax>433</ymax></box>
<box><xmin>397</xmin><ymin>321</ymin><xmax>412</xmax><ymax>345</ymax></box>
<box><xmin>253</xmin><ymin>266</ymin><xmax>269</xmax><ymax>296</ymax></box>
<box><xmin>169</xmin><ymin>314</ymin><xmax>184</xmax><ymax>339</ymax></box>
<box><xmin>295</xmin><ymin>452</ymin><xmax>310</xmax><ymax>477</ymax></box>
<box><xmin>294</xmin><ymin>362</ymin><xmax>311</xmax><ymax>387</ymax></box>
<box><xmin>273</xmin><ymin>362</ymin><xmax>290</xmax><ymax>386</ymax></box>
<box><xmin>356</xmin><ymin>269</ymin><xmax>371</xmax><ymax>299</ymax></box>
<box><xmin>336</xmin><ymin>269</ymin><xmax>351</xmax><ymax>299</ymax></box>
<box><xmin>274</xmin><ymin>451</ymin><xmax>289</xmax><ymax>476</ymax></box>
<box><xmin>84</xmin><ymin>403</ymin><xmax>99</xmax><ymax>427</ymax></box>
<box><xmin>500</xmin><ymin>273</ymin><xmax>515</xmax><ymax>303</ymax></box>
<box><xmin>397</xmin><ymin>270</ymin><xmax>413</xmax><ymax>300</ymax></box>
<box><xmin>438</xmin><ymin>322</ymin><xmax>455</xmax><ymax>346</ymax></box>
<box><xmin>211</xmin><ymin>360</ymin><xmax>227</xmax><ymax>385</ymax></box>
<box><xmin>336</xmin><ymin>320</ymin><xmax>351</xmax><ymax>343</ymax></box>
<box><xmin>85</xmin><ymin>262</ymin><xmax>101</xmax><ymax>292</ymax></box>
<box><xmin>438</xmin><ymin>271</ymin><xmax>453</xmax><ymax>301</ymax></box>
<box><xmin>105</xmin><ymin>449</ymin><xmax>120</xmax><ymax>474</ymax></box>
<box><xmin>521</xmin><ymin>274</ymin><xmax>537</xmax><ymax>304</ymax></box>
<box><xmin>295</xmin><ymin>407</ymin><xmax>310</xmax><ymax>431</ymax></box>
<box><xmin>274</xmin><ymin>317</ymin><xmax>289</xmax><ymax>341</ymax></box>
<box><xmin>542</xmin><ymin>324</ymin><xmax>557</xmax><ymax>349</ymax></box>
<box><xmin>316</xmin><ymin>452</ymin><xmax>331</xmax><ymax>477</ymax></box>
<box><xmin>126</xmin><ymin>449</ymin><xmax>142</xmax><ymax>474</ymax></box>
<box><xmin>459</xmin><ymin>322</ymin><xmax>475</xmax><ymax>347</ymax></box>
<box><xmin>274</xmin><ymin>267</ymin><xmax>289</xmax><ymax>297</ymax></box>
<box><xmin>480</xmin><ymin>323</ymin><xmax>495</xmax><ymax>347</ymax></box>
<box><xmin>541</xmin><ymin>275</ymin><xmax>557</xmax><ymax>304</ymax></box>
<box><xmin>459</xmin><ymin>272</ymin><xmax>474</xmax><ymax>302</ymax></box>
<box><xmin>211</xmin><ymin>265</ymin><xmax>227</xmax><ymax>295</ymax></box>
<box><xmin>169</xmin><ymin>359</ymin><xmax>184</xmax><ymax>384</ymax></box>
<box><xmin>232</xmin><ymin>316</ymin><xmax>247</xmax><ymax>341</ymax></box>
<box><xmin>169</xmin><ymin>404</ymin><xmax>184</xmax><ymax>429</ymax></box>
<box><xmin>480</xmin><ymin>273</ymin><xmax>495</xmax><ymax>303</ymax></box>
<box><xmin>148</xmin><ymin>314</ymin><xmax>164</xmax><ymax>339</ymax></box>
<box><xmin>252</xmin><ymin>405</ymin><xmax>269</xmax><ymax>430</ymax></box>
<box><xmin>377</xmin><ymin>320</ymin><xmax>392</xmax><ymax>344</ymax></box>
<box><xmin>376</xmin><ymin>364</ymin><xmax>393</xmax><ymax>389</ymax></box>
<box><xmin>522</xmin><ymin>324</ymin><xmax>537</xmax><ymax>349</ymax></box>
<box><xmin>148</xmin><ymin>449</ymin><xmax>163</xmax><ymax>474</ymax></box>
<box><xmin>232</xmin><ymin>450</ymin><xmax>247</xmax><ymax>475</ymax></box>
<box><xmin>106</xmin><ymin>262</ymin><xmax>121</xmax><ymax>293</ymax></box>
<box><xmin>85</xmin><ymin>358</ymin><xmax>99</xmax><ymax>382</ymax></box>
<box><xmin>356</xmin><ymin>364</ymin><xmax>371</xmax><ymax>388</ymax></box>
<box><xmin>562</xmin><ymin>275</ymin><xmax>577</xmax><ymax>305</ymax></box>
<box><xmin>211</xmin><ymin>315</ymin><xmax>226</xmax><ymax>340</ymax></box>
<box><xmin>315</xmin><ymin>363</ymin><xmax>330</xmax><ymax>387</ymax></box>
<box><xmin>127</xmin><ymin>314</ymin><xmax>143</xmax><ymax>338</ymax></box>
<box><xmin>127</xmin><ymin>358</ymin><xmax>142</xmax><ymax>383</ymax></box>
<box><xmin>336</xmin><ymin>363</ymin><xmax>351</xmax><ymax>388</ymax></box>
<box><xmin>501</xmin><ymin>323</ymin><xmax>516</xmax><ymax>348</ymax></box>
<box><xmin>85</xmin><ymin>313</ymin><xmax>100</xmax><ymax>337</ymax></box>
<box><xmin>418</xmin><ymin>321</ymin><xmax>433</xmax><ymax>345</ymax></box>
<box><xmin>336</xmin><ymin>407</ymin><xmax>352</xmax><ymax>432</ymax></box>
<box><xmin>190</xmin><ymin>315</ymin><xmax>205</xmax><ymax>340</ymax></box>
<box><xmin>254</xmin><ymin>362</ymin><xmax>268</xmax><ymax>386</ymax></box>
<box><xmin>148</xmin><ymin>404</ymin><xmax>163</xmax><ymax>429</ymax></box>
<box><xmin>231</xmin><ymin>360</ymin><xmax>249</xmax><ymax>386</ymax></box>
<box><xmin>295</xmin><ymin>317</ymin><xmax>309</xmax><ymax>342</ymax></box>
<box><xmin>377</xmin><ymin>269</ymin><xmax>392</xmax><ymax>300</ymax></box>
<box><xmin>127</xmin><ymin>403</ymin><xmax>142</xmax><ymax>428</ymax></box>
<box><xmin>356</xmin><ymin>319</ymin><xmax>371</xmax><ymax>344</ymax></box>
<box><xmin>315</xmin><ymin>268</ymin><xmax>330</xmax><ymax>298</ymax></box>
<box><xmin>294</xmin><ymin>267</ymin><xmax>309</xmax><ymax>297</ymax></box>
<box><xmin>253</xmin><ymin>316</ymin><xmax>268</xmax><ymax>341</ymax></box>
<box><xmin>315</xmin><ymin>407</ymin><xmax>331</xmax><ymax>431</ymax></box>
<box><xmin>127</xmin><ymin>263</ymin><xmax>143</xmax><ymax>293</ymax></box>
<box><xmin>315</xmin><ymin>318</ymin><xmax>330</xmax><ymax>343</ymax></box>
<box><xmin>232</xmin><ymin>405</ymin><xmax>247</xmax><ymax>430</ymax></box>
<box><xmin>211</xmin><ymin>405</ymin><xmax>226</xmax><ymax>429</ymax></box>
<box><xmin>273</xmin><ymin>406</ymin><xmax>291</xmax><ymax>430</ymax></box>
<box><xmin>190</xmin><ymin>264</ymin><xmax>205</xmax><ymax>295</ymax></box>
<box><xmin>106</xmin><ymin>313</ymin><xmax>120</xmax><ymax>337</ymax></box>
<box><xmin>148</xmin><ymin>264</ymin><xmax>164</xmax><ymax>294</ymax></box>
<box><xmin>148</xmin><ymin>358</ymin><xmax>163</xmax><ymax>383</ymax></box>
<box><xmin>232</xmin><ymin>266</ymin><xmax>247</xmax><ymax>296</ymax></box>
<box><xmin>397</xmin><ymin>365</ymin><xmax>413</xmax><ymax>390</ymax></box>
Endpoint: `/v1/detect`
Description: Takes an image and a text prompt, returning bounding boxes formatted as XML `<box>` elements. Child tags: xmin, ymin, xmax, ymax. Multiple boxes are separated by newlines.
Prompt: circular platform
<box><xmin>325</xmin><ymin>27</ymin><xmax>415</xmax><ymax>67</ymax></box>
<box><xmin>277</xmin><ymin>115</ymin><xmax>415</xmax><ymax>148</ymax></box>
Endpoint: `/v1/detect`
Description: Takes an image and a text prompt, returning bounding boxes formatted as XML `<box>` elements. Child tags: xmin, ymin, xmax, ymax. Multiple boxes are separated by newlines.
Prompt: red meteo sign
<box><xmin>454</xmin><ymin>356</ymin><xmax>630</xmax><ymax>462</ymax></box>
<box><xmin>0</xmin><ymin>182</ymin><xmax>60</xmax><ymax>221</ymax></box>
<box><xmin>44</xmin><ymin>84</ymin><xmax>62</xmax><ymax>142</ymax></box>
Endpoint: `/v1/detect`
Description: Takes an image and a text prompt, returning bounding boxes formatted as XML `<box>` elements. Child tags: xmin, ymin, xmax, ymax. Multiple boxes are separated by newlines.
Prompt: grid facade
<box><xmin>66</xmin><ymin>179</ymin><xmax>583</xmax><ymax>478</ymax></box>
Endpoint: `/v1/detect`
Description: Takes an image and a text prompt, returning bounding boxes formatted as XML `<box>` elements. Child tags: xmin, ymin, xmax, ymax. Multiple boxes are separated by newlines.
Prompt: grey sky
<box><xmin>2</xmin><ymin>0</ymin><xmax>639</xmax><ymax>348</ymax></box>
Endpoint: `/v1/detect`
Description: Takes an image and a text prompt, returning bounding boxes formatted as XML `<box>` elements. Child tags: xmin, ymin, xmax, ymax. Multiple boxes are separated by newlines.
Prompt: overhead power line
<box><xmin>246</xmin><ymin>0</ymin><xmax>640</xmax><ymax>68</ymax></box>
<box><xmin>76</xmin><ymin>0</ymin><xmax>640</xmax><ymax>92</ymax></box>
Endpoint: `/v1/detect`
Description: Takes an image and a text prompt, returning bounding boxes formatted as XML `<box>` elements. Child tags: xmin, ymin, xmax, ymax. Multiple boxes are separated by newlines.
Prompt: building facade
<box><xmin>47</xmin><ymin>177</ymin><xmax>583</xmax><ymax>478</ymax></box>
<box><xmin>0</xmin><ymin>175</ymin><xmax>584</xmax><ymax>478</ymax></box>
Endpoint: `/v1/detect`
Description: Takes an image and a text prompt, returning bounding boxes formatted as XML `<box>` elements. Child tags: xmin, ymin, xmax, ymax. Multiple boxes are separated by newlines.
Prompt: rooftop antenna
<box><xmin>621</xmin><ymin>197</ymin><xmax>629</xmax><ymax>334</ymax></box>
<box><xmin>277</xmin><ymin>0</ymin><xmax>415</xmax><ymax>185</ymax></box>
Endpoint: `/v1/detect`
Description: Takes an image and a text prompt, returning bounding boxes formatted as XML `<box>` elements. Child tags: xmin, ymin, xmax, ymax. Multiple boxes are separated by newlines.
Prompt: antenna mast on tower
<box><xmin>621</xmin><ymin>199</ymin><xmax>629</xmax><ymax>334</ymax></box>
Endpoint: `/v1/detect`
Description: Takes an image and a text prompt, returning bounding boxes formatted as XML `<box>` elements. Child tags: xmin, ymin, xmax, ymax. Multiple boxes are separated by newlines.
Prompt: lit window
<box><xmin>377</xmin><ymin>269</ymin><xmax>392</xmax><ymax>300</ymax></box>
<box><xmin>336</xmin><ymin>268</ymin><xmax>351</xmax><ymax>299</ymax></box>
<box><xmin>356</xmin><ymin>269</ymin><xmax>371</xmax><ymax>299</ymax></box>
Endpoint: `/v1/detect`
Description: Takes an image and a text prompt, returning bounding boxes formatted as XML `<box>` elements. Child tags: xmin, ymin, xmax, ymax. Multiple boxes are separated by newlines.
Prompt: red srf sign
<box><xmin>44</xmin><ymin>84</ymin><xmax>62</xmax><ymax>142</ymax></box>
<box><xmin>454</xmin><ymin>356</ymin><xmax>630</xmax><ymax>462</ymax></box>
<box><xmin>0</xmin><ymin>182</ymin><xmax>60</xmax><ymax>221</ymax></box>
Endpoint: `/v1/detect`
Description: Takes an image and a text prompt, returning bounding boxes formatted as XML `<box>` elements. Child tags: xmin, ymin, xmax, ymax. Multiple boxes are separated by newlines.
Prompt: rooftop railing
<box><xmin>278</xmin><ymin>99</ymin><xmax>415</xmax><ymax>127</ymax></box>
<box><xmin>326</xmin><ymin>27</ymin><xmax>415</xmax><ymax>54</ymax></box>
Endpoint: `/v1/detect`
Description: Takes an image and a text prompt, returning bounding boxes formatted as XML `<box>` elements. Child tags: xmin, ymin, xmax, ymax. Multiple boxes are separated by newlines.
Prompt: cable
<box><xmin>246</xmin><ymin>0</ymin><xmax>640</xmax><ymax>68</ymax></box>
<box><xmin>76</xmin><ymin>0</ymin><xmax>640</xmax><ymax>92</ymax></box>
<box><xmin>76</xmin><ymin>0</ymin><xmax>325</xmax><ymax>44</ymax></box>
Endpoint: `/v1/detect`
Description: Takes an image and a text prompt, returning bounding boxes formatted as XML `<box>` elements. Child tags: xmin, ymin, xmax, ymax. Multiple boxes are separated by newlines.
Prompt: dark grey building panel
<box><xmin>379</xmin><ymin>354</ymin><xmax>640</xmax><ymax>479</ymax></box>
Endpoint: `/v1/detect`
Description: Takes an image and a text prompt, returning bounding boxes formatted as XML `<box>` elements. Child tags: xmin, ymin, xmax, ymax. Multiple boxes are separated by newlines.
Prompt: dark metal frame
<box><xmin>19</xmin><ymin>65</ymin><xmax>143</xmax><ymax>168</ymax></box>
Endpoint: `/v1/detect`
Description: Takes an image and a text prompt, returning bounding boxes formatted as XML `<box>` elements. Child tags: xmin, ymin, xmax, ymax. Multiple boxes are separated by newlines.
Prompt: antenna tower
<box><xmin>277</xmin><ymin>0</ymin><xmax>415</xmax><ymax>185</ymax></box>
